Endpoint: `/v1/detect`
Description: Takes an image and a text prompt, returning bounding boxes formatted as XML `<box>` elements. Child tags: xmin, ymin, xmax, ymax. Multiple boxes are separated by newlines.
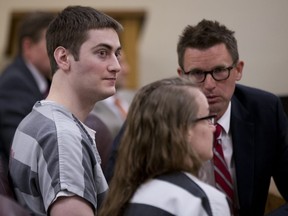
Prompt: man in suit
<box><xmin>107</xmin><ymin>19</ymin><xmax>288</xmax><ymax>216</ymax></box>
<box><xmin>176</xmin><ymin>20</ymin><xmax>288</xmax><ymax>215</ymax></box>
<box><xmin>0</xmin><ymin>11</ymin><xmax>54</xmax><ymax>163</ymax></box>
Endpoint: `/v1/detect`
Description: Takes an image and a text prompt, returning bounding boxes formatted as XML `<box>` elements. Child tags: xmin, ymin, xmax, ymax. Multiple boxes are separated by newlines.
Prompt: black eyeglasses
<box><xmin>182</xmin><ymin>65</ymin><xmax>235</xmax><ymax>83</ymax></box>
<box><xmin>193</xmin><ymin>114</ymin><xmax>216</xmax><ymax>125</ymax></box>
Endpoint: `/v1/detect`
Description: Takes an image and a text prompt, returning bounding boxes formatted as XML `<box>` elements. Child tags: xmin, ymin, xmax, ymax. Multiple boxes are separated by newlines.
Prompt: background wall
<box><xmin>0</xmin><ymin>0</ymin><xmax>288</xmax><ymax>95</ymax></box>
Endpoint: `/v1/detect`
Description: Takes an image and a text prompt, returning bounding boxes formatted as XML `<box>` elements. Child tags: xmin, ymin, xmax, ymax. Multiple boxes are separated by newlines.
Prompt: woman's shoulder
<box><xmin>126</xmin><ymin>172</ymin><xmax>230</xmax><ymax>216</ymax></box>
<box><xmin>185</xmin><ymin>173</ymin><xmax>231</xmax><ymax>216</ymax></box>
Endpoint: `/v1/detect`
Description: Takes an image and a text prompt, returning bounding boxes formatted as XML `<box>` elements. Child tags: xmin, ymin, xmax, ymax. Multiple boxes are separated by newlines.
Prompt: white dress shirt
<box><xmin>26</xmin><ymin>61</ymin><xmax>49</xmax><ymax>95</ymax></box>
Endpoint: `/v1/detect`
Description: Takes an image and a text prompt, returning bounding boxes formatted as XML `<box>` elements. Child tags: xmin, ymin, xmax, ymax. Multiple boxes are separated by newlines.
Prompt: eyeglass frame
<box><xmin>193</xmin><ymin>114</ymin><xmax>216</xmax><ymax>125</ymax></box>
<box><xmin>181</xmin><ymin>64</ymin><xmax>235</xmax><ymax>83</ymax></box>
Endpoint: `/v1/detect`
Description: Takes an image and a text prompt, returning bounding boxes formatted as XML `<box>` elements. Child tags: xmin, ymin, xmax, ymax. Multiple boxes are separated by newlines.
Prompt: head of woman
<box><xmin>99</xmin><ymin>76</ymin><xmax>215</xmax><ymax>216</ymax></box>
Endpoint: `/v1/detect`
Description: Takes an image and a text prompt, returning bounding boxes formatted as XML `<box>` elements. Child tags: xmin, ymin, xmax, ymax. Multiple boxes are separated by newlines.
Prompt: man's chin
<box><xmin>100</xmin><ymin>88</ymin><xmax>116</xmax><ymax>100</ymax></box>
<box><xmin>209</xmin><ymin>104</ymin><xmax>220</xmax><ymax>116</ymax></box>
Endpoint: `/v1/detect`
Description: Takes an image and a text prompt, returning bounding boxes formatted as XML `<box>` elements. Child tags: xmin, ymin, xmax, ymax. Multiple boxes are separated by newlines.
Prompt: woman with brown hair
<box><xmin>99</xmin><ymin>77</ymin><xmax>230</xmax><ymax>216</ymax></box>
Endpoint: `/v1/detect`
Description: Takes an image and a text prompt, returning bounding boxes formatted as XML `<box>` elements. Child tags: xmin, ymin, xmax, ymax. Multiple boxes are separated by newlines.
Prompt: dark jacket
<box><xmin>0</xmin><ymin>56</ymin><xmax>44</xmax><ymax>163</ymax></box>
<box><xmin>231</xmin><ymin>84</ymin><xmax>288</xmax><ymax>215</ymax></box>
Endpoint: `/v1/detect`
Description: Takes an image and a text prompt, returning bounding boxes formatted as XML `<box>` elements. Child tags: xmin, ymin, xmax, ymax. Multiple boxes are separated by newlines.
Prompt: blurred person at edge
<box><xmin>0</xmin><ymin>11</ymin><xmax>55</xmax><ymax>165</ymax></box>
<box><xmin>89</xmin><ymin>52</ymin><xmax>135</xmax><ymax>139</ymax></box>
<box><xmin>85</xmin><ymin>52</ymin><xmax>135</xmax><ymax>173</ymax></box>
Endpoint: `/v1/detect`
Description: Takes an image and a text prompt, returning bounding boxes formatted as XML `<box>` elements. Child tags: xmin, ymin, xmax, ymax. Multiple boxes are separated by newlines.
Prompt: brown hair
<box><xmin>99</xmin><ymin>77</ymin><xmax>204</xmax><ymax>216</ymax></box>
<box><xmin>18</xmin><ymin>11</ymin><xmax>55</xmax><ymax>54</ymax></box>
<box><xmin>46</xmin><ymin>5</ymin><xmax>123</xmax><ymax>74</ymax></box>
<box><xmin>177</xmin><ymin>19</ymin><xmax>239</xmax><ymax>70</ymax></box>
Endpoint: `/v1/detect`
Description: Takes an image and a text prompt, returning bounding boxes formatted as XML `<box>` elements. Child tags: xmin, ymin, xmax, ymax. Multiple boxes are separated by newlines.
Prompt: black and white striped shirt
<box><xmin>124</xmin><ymin>172</ymin><xmax>230</xmax><ymax>216</ymax></box>
<box><xmin>10</xmin><ymin>100</ymin><xmax>108</xmax><ymax>215</ymax></box>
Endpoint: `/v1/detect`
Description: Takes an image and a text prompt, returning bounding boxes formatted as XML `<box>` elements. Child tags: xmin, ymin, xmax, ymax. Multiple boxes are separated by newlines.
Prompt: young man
<box><xmin>9</xmin><ymin>6</ymin><xmax>122</xmax><ymax>216</ymax></box>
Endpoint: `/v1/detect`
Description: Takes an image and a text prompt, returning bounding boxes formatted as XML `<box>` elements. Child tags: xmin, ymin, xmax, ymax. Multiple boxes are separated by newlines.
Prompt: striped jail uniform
<box><xmin>9</xmin><ymin>100</ymin><xmax>108</xmax><ymax>216</ymax></box>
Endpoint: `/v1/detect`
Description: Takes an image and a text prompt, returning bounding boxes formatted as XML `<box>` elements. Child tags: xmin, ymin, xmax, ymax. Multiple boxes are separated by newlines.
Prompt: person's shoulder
<box><xmin>234</xmin><ymin>84</ymin><xmax>279</xmax><ymax>102</ymax></box>
<box><xmin>185</xmin><ymin>173</ymin><xmax>230</xmax><ymax>216</ymax></box>
<box><xmin>235</xmin><ymin>84</ymin><xmax>276</xmax><ymax>96</ymax></box>
<box><xmin>18</xmin><ymin>101</ymin><xmax>74</xmax><ymax>132</ymax></box>
<box><xmin>40</xmin><ymin>102</ymin><xmax>79</xmax><ymax>129</ymax></box>
<box><xmin>16</xmin><ymin>101</ymin><xmax>86</xmax><ymax>148</ymax></box>
<box><xmin>117</xmin><ymin>89</ymin><xmax>136</xmax><ymax>103</ymax></box>
<box><xmin>1</xmin><ymin>56</ymin><xmax>25</xmax><ymax>72</ymax></box>
<box><xmin>185</xmin><ymin>173</ymin><xmax>226</xmax><ymax>197</ymax></box>
<box><xmin>92</xmin><ymin>98</ymin><xmax>112</xmax><ymax>117</ymax></box>
<box><xmin>128</xmin><ymin>173</ymin><xmax>207</xmax><ymax>215</ymax></box>
<box><xmin>0</xmin><ymin>57</ymin><xmax>29</xmax><ymax>85</ymax></box>
<box><xmin>16</xmin><ymin>101</ymin><xmax>55</xmax><ymax>133</ymax></box>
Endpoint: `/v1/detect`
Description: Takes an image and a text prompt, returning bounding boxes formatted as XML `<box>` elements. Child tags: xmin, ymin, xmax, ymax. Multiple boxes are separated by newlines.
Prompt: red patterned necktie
<box><xmin>213</xmin><ymin>124</ymin><xmax>235</xmax><ymax>213</ymax></box>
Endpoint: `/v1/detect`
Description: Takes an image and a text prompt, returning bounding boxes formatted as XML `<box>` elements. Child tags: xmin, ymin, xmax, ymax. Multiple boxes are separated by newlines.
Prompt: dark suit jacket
<box><xmin>231</xmin><ymin>84</ymin><xmax>288</xmax><ymax>216</ymax></box>
<box><xmin>84</xmin><ymin>114</ymin><xmax>113</xmax><ymax>173</ymax></box>
<box><xmin>0</xmin><ymin>56</ymin><xmax>45</xmax><ymax>163</ymax></box>
<box><xmin>107</xmin><ymin>84</ymin><xmax>288</xmax><ymax>216</ymax></box>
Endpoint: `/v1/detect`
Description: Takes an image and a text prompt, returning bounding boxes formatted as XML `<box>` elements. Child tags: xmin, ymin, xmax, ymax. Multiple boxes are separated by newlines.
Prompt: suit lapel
<box><xmin>231</xmin><ymin>96</ymin><xmax>255</xmax><ymax>210</ymax></box>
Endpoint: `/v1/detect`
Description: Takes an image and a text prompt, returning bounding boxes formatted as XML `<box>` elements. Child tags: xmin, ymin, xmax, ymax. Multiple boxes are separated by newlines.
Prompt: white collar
<box><xmin>25</xmin><ymin>60</ymin><xmax>48</xmax><ymax>94</ymax></box>
<box><xmin>217</xmin><ymin>102</ymin><xmax>231</xmax><ymax>134</ymax></box>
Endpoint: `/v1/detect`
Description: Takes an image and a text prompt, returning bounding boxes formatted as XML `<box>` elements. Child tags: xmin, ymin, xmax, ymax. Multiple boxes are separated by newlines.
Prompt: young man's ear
<box><xmin>54</xmin><ymin>46</ymin><xmax>70</xmax><ymax>71</ymax></box>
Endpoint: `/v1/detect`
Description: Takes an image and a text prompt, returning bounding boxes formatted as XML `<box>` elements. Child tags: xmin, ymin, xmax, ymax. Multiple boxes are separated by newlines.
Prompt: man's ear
<box><xmin>22</xmin><ymin>37</ymin><xmax>33</xmax><ymax>57</ymax></box>
<box><xmin>235</xmin><ymin>61</ymin><xmax>244</xmax><ymax>81</ymax></box>
<box><xmin>177</xmin><ymin>67</ymin><xmax>183</xmax><ymax>77</ymax></box>
<box><xmin>54</xmin><ymin>46</ymin><xmax>70</xmax><ymax>71</ymax></box>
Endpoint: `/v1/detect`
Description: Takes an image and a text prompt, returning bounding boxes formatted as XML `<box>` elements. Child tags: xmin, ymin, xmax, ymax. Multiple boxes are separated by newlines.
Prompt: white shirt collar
<box><xmin>217</xmin><ymin>101</ymin><xmax>231</xmax><ymax>135</ymax></box>
<box><xmin>25</xmin><ymin>60</ymin><xmax>48</xmax><ymax>94</ymax></box>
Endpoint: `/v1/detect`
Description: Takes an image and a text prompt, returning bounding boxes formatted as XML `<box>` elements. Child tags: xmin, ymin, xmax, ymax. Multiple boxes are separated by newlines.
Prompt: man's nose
<box><xmin>108</xmin><ymin>55</ymin><xmax>121</xmax><ymax>73</ymax></box>
<box><xmin>203</xmin><ymin>74</ymin><xmax>216</xmax><ymax>89</ymax></box>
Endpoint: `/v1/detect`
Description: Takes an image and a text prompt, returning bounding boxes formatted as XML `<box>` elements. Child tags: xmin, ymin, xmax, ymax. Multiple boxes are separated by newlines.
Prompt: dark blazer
<box><xmin>0</xmin><ymin>56</ymin><xmax>45</xmax><ymax>163</ymax></box>
<box><xmin>231</xmin><ymin>84</ymin><xmax>288</xmax><ymax>216</ymax></box>
<box><xmin>106</xmin><ymin>84</ymin><xmax>288</xmax><ymax>216</ymax></box>
<box><xmin>105</xmin><ymin>123</ymin><xmax>126</xmax><ymax>182</ymax></box>
<box><xmin>84</xmin><ymin>114</ymin><xmax>113</xmax><ymax>172</ymax></box>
